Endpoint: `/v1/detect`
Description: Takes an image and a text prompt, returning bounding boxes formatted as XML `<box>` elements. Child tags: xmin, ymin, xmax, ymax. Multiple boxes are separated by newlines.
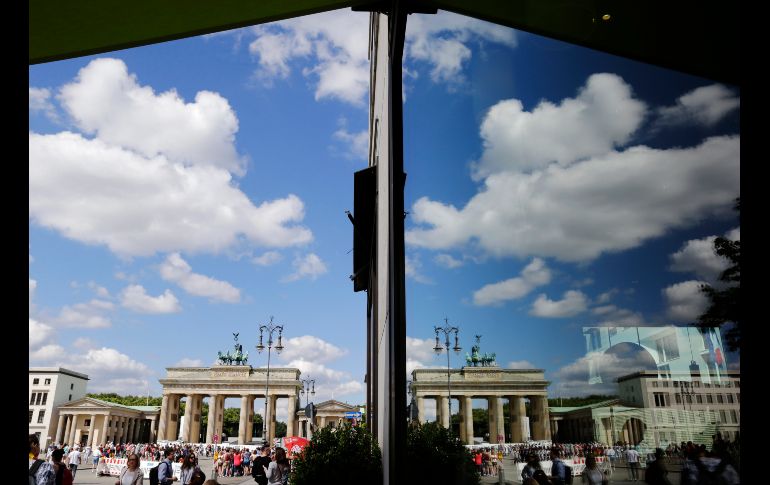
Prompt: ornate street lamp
<box><xmin>434</xmin><ymin>318</ymin><xmax>461</xmax><ymax>432</ymax></box>
<box><xmin>300</xmin><ymin>376</ymin><xmax>316</xmax><ymax>408</ymax></box>
<box><xmin>256</xmin><ymin>316</ymin><xmax>284</xmax><ymax>444</ymax></box>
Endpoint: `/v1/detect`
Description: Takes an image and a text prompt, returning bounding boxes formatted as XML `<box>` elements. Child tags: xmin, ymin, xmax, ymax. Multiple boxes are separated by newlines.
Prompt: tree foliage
<box><xmin>291</xmin><ymin>422</ymin><xmax>382</xmax><ymax>485</ymax></box>
<box><xmin>405</xmin><ymin>421</ymin><xmax>480</xmax><ymax>485</ymax></box>
<box><xmin>87</xmin><ymin>393</ymin><xmax>162</xmax><ymax>406</ymax></box>
<box><xmin>698</xmin><ymin>198</ymin><xmax>740</xmax><ymax>351</ymax></box>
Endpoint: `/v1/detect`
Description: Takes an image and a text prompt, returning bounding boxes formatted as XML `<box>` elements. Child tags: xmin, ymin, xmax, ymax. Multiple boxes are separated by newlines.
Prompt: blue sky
<box><xmin>29</xmin><ymin>9</ymin><xmax>740</xmax><ymax>419</ymax></box>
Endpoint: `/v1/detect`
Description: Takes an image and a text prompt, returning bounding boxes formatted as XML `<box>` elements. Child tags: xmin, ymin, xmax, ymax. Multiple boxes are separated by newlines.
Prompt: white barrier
<box><xmin>97</xmin><ymin>458</ymin><xmax>182</xmax><ymax>479</ymax></box>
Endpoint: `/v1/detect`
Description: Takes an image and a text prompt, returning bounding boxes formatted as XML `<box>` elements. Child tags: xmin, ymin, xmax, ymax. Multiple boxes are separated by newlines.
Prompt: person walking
<box><xmin>52</xmin><ymin>448</ymin><xmax>74</xmax><ymax>485</ymax></box>
<box><xmin>582</xmin><ymin>455</ymin><xmax>608</xmax><ymax>485</ymax></box>
<box><xmin>29</xmin><ymin>434</ymin><xmax>56</xmax><ymax>485</ymax></box>
<box><xmin>252</xmin><ymin>445</ymin><xmax>271</xmax><ymax>485</ymax></box>
<box><xmin>644</xmin><ymin>449</ymin><xmax>672</xmax><ymax>485</ymax></box>
<box><xmin>626</xmin><ymin>446</ymin><xmax>640</xmax><ymax>482</ymax></box>
<box><xmin>66</xmin><ymin>446</ymin><xmax>82</xmax><ymax>479</ymax></box>
<box><xmin>179</xmin><ymin>454</ymin><xmax>197</xmax><ymax>485</ymax></box>
<box><xmin>114</xmin><ymin>453</ymin><xmax>144</xmax><ymax>485</ymax></box>
<box><xmin>158</xmin><ymin>449</ymin><xmax>179</xmax><ymax>485</ymax></box>
<box><xmin>264</xmin><ymin>447</ymin><xmax>290</xmax><ymax>485</ymax></box>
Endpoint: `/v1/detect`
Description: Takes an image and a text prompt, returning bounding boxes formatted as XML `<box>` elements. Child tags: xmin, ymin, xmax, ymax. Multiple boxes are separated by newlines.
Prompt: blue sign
<box><xmin>344</xmin><ymin>411</ymin><xmax>362</xmax><ymax>419</ymax></box>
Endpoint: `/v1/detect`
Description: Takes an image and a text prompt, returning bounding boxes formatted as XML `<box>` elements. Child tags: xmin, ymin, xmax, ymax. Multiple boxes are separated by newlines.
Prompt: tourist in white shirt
<box><xmin>626</xmin><ymin>447</ymin><xmax>640</xmax><ymax>481</ymax></box>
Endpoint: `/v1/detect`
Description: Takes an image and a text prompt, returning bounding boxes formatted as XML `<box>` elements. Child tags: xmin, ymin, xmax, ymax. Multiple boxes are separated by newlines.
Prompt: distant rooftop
<box><xmin>29</xmin><ymin>367</ymin><xmax>89</xmax><ymax>380</ymax></box>
<box><xmin>616</xmin><ymin>370</ymin><xmax>740</xmax><ymax>383</ymax></box>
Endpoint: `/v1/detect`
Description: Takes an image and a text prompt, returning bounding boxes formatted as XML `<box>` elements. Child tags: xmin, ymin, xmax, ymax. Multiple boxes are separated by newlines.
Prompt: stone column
<box><xmin>494</xmin><ymin>397</ymin><xmax>505</xmax><ymax>444</ymax></box>
<box><xmin>248</xmin><ymin>395</ymin><xmax>256</xmax><ymax>442</ymax></box>
<box><xmin>530</xmin><ymin>396</ymin><xmax>550</xmax><ymax>440</ymax></box>
<box><xmin>510</xmin><ymin>396</ymin><xmax>527</xmax><ymax>443</ymax></box>
<box><xmin>190</xmin><ymin>396</ymin><xmax>202</xmax><ymax>443</ymax></box>
<box><xmin>68</xmin><ymin>414</ymin><xmax>79</xmax><ymax>445</ymax></box>
<box><xmin>55</xmin><ymin>413</ymin><xmax>66</xmax><ymax>444</ymax></box>
<box><xmin>238</xmin><ymin>395</ymin><xmax>249</xmax><ymax>444</ymax></box>
<box><xmin>463</xmin><ymin>396</ymin><xmax>474</xmax><ymax>445</ymax></box>
<box><xmin>268</xmin><ymin>395</ymin><xmax>277</xmax><ymax>444</ymax></box>
<box><xmin>458</xmin><ymin>397</ymin><xmax>466</xmax><ymax>443</ymax></box>
<box><xmin>487</xmin><ymin>397</ymin><xmax>496</xmax><ymax>443</ymax></box>
<box><xmin>206</xmin><ymin>395</ymin><xmax>217</xmax><ymax>443</ymax></box>
<box><xmin>287</xmin><ymin>395</ymin><xmax>297</xmax><ymax>437</ymax></box>
<box><xmin>158</xmin><ymin>394</ymin><xmax>170</xmax><ymax>441</ymax></box>
<box><xmin>126</xmin><ymin>418</ymin><xmax>135</xmax><ymax>444</ymax></box>
<box><xmin>63</xmin><ymin>415</ymin><xmax>72</xmax><ymax>445</ymax></box>
<box><xmin>87</xmin><ymin>414</ymin><xmax>97</xmax><ymax>446</ymax></box>
<box><xmin>416</xmin><ymin>396</ymin><xmax>425</xmax><ymax>423</ymax></box>
<box><xmin>181</xmin><ymin>395</ymin><xmax>193</xmax><ymax>442</ymax></box>
<box><xmin>438</xmin><ymin>396</ymin><xmax>449</xmax><ymax>429</ymax></box>
<box><xmin>101</xmin><ymin>414</ymin><xmax>110</xmax><ymax>445</ymax></box>
<box><xmin>149</xmin><ymin>416</ymin><xmax>157</xmax><ymax>443</ymax></box>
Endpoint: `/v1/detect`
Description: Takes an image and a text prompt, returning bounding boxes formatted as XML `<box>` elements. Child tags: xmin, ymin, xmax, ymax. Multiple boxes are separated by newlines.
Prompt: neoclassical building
<box><xmin>410</xmin><ymin>366</ymin><xmax>552</xmax><ymax>445</ymax></box>
<box><xmin>56</xmin><ymin>397</ymin><xmax>161</xmax><ymax>446</ymax></box>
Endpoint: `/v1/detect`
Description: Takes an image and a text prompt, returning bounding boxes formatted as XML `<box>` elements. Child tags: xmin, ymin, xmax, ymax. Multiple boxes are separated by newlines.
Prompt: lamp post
<box><xmin>256</xmin><ymin>316</ymin><xmax>284</xmax><ymax>444</ymax></box>
<box><xmin>433</xmin><ymin>318</ymin><xmax>461</xmax><ymax>433</ymax></box>
<box><xmin>300</xmin><ymin>376</ymin><xmax>316</xmax><ymax>408</ymax></box>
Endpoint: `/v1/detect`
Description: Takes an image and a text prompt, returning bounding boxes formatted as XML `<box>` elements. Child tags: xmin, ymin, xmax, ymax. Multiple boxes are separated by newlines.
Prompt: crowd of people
<box><xmin>29</xmin><ymin>434</ymin><xmax>293</xmax><ymax>485</ymax></box>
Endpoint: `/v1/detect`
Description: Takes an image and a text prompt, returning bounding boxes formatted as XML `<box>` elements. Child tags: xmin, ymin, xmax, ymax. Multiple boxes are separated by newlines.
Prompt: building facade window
<box><xmin>735</xmin><ymin>381</ymin><xmax>740</xmax><ymax>388</ymax></box>
<box><xmin>729</xmin><ymin>410</ymin><xmax>737</xmax><ymax>423</ymax></box>
<box><xmin>30</xmin><ymin>393</ymin><xmax>37</xmax><ymax>405</ymax></box>
<box><xmin>44</xmin><ymin>378</ymin><xmax>51</xmax><ymax>385</ymax></box>
<box><xmin>35</xmin><ymin>393</ymin><xmax>43</xmax><ymax>405</ymax></box>
<box><xmin>33</xmin><ymin>378</ymin><xmax>39</xmax><ymax>385</ymax></box>
<box><xmin>37</xmin><ymin>410</ymin><xmax>45</xmax><ymax>424</ymax></box>
<box><xmin>675</xmin><ymin>394</ymin><xmax>682</xmax><ymax>404</ymax></box>
<box><xmin>727</xmin><ymin>394</ymin><xmax>734</xmax><ymax>404</ymax></box>
<box><xmin>29</xmin><ymin>410</ymin><xmax>33</xmax><ymax>423</ymax></box>
<box><xmin>70</xmin><ymin>383</ymin><xmax>74</xmax><ymax>390</ymax></box>
<box><xmin>654</xmin><ymin>393</ymin><xmax>668</xmax><ymax>407</ymax></box>
<box><xmin>717</xmin><ymin>394</ymin><xmax>724</xmax><ymax>404</ymax></box>
<box><xmin>69</xmin><ymin>394</ymin><xmax>72</xmax><ymax>401</ymax></box>
<box><xmin>85</xmin><ymin>419</ymin><xmax>91</xmax><ymax>426</ymax></box>
<box><xmin>696</xmin><ymin>395</ymin><xmax>703</xmax><ymax>404</ymax></box>
<box><xmin>41</xmin><ymin>392</ymin><xmax>47</xmax><ymax>405</ymax></box>
<box><xmin>707</xmin><ymin>395</ymin><xmax>713</xmax><ymax>404</ymax></box>
<box><xmin>719</xmin><ymin>410</ymin><xmax>726</xmax><ymax>423</ymax></box>
<box><xmin>652</xmin><ymin>381</ymin><xmax>658</xmax><ymax>388</ymax></box>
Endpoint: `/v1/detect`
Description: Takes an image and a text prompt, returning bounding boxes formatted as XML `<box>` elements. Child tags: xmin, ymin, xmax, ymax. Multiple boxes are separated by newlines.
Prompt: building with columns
<box><xmin>410</xmin><ymin>366</ymin><xmax>552</xmax><ymax>445</ymax></box>
<box><xmin>29</xmin><ymin>367</ymin><xmax>89</xmax><ymax>449</ymax></box>
<box><xmin>296</xmin><ymin>399</ymin><xmax>360</xmax><ymax>439</ymax></box>
<box><xmin>157</xmin><ymin>365</ymin><xmax>302</xmax><ymax>445</ymax></box>
<box><xmin>55</xmin><ymin>397</ymin><xmax>160</xmax><ymax>446</ymax></box>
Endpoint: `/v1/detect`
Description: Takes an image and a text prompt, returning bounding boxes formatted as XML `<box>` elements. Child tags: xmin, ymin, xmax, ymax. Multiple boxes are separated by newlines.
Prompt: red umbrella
<box><xmin>283</xmin><ymin>437</ymin><xmax>309</xmax><ymax>458</ymax></box>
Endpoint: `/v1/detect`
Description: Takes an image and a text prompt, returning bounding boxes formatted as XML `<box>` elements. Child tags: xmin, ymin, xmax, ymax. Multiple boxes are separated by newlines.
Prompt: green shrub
<box><xmin>405</xmin><ymin>422</ymin><xmax>480</xmax><ymax>485</ymax></box>
<box><xmin>290</xmin><ymin>422</ymin><xmax>382</xmax><ymax>485</ymax></box>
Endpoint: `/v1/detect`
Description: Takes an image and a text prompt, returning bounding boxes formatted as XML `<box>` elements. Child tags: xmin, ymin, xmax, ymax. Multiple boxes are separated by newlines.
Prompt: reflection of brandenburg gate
<box><xmin>157</xmin><ymin>365</ymin><xmax>301</xmax><ymax>444</ymax></box>
<box><xmin>410</xmin><ymin>366</ymin><xmax>552</xmax><ymax>444</ymax></box>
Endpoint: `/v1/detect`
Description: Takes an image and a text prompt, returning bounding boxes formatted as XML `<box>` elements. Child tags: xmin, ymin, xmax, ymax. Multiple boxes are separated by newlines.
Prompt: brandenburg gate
<box><xmin>157</xmin><ymin>365</ymin><xmax>301</xmax><ymax>445</ymax></box>
<box><xmin>410</xmin><ymin>338</ymin><xmax>552</xmax><ymax>444</ymax></box>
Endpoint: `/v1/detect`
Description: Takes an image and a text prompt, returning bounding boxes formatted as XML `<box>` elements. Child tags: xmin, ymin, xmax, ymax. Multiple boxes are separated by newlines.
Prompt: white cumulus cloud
<box><xmin>160</xmin><ymin>252</ymin><xmax>241</xmax><ymax>303</ymax></box>
<box><xmin>253</xmin><ymin>251</ymin><xmax>283</xmax><ymax>266</ymax></box>
<box><xmin>473</xmin><ymin>258</ymin><xmax>551</xmax><ymax>306</ymax></box>
<box><xmin>530</xmin><ymin>290</ymin><xmax>588</xmax><ymax>318</ymax></box>
<box><xmin>284</xmin><ymin>253</ymin><xmax>328</xmax><ymax>282</ymax></box>
<box><xmin>663</xmin><ymin>280</ymin><xmax>710</xmax><ymax>322</ymax></box>
<box><xmin>120</xmin><ymin>284</ymin><xmax>181</xmax><ymax>314</ymax></box>
<box><xmin>278</xmin><ymin>335</ymin><xmax>347</xmax><ymax>364</ymax></box>
<box><xmin>657</xmin><ymin>84</ymin><xmax>740</xmax><ymax>127</ymax></box>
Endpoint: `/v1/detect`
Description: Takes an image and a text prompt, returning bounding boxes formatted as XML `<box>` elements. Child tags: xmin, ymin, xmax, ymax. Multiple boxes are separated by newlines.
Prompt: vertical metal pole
<box><xmin>446</xmin><ymin>338</ymin><xmax>452</xmax><ymax>432</ymax></box>
<box><xmin>264</xmin><ymin>344</ymin><xmax>271</xmax><ymax>442</ymax></box>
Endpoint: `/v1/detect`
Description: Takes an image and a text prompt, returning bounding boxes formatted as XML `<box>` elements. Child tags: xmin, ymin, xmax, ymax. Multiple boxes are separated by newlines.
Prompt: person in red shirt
<box><xmin>233</xmin><ymin>449</ymin><xmax>243</xmax><ymax>476</ymax></box>
<box><xmin>474</xmin><ymin>450</ymin><xmax>483</xmax><ymax>475</ymax></box>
